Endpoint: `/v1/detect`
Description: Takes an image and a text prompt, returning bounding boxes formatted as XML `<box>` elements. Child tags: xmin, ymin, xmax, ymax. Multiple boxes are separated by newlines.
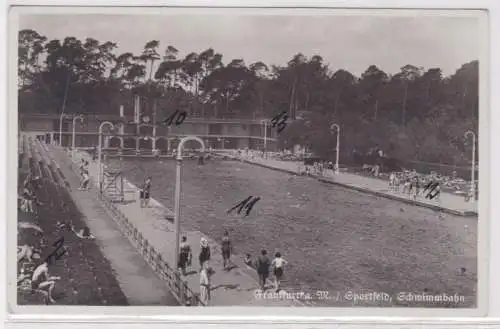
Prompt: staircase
<box><xmin>103</xmin><ymin>171</ymin><xmax>124</xmax><ymax>203</ymax></box>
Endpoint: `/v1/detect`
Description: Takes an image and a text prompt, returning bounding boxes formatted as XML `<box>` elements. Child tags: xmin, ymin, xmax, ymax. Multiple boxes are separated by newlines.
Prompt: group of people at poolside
<box><xmin>18</xmin><ymin>164</ymin><xmax>96</xmax><ymax>304</ymax></box>
<box><xmin>176</xmin><ymin>231</ymin><xmax>289</xmax><ymax>306</ymax></box>
<box><xmin>389</xmin><ymin>171</ymin><xmax>441</xmax><ymax>201</ymax></box>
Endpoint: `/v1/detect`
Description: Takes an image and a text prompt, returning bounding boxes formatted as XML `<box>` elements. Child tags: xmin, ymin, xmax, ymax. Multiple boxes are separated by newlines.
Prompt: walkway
<box><xmin>58</xmin><ymin>147</ymin><xmax>299</xmax><ymax>306</ymax></box>
<box><xmin>226</xmin><ymin>155</ymin><xmax>477</xmax><ymax>217</ymax></box>
<box><xmin>44</xmin><ymin>145</ymin><xmax>179</xmax><ymax>305</ymax></box>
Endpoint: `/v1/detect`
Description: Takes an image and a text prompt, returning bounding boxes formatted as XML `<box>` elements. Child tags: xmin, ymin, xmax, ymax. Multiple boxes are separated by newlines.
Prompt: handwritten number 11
<box><xmin>227</xmin><ymin>196</ymin><xmax>261</xmax><ymax>217</ymax></box>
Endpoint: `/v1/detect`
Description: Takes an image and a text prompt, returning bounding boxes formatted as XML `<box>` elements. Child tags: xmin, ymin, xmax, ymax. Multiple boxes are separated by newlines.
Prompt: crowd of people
<box><xmin>388</xmin><ymin>170</ymin><xmax>442</xmax><ymax>201</ymax></box>
<box><xmin>176</xmin><ymin>230</ymin><xmax>289</xmax><ymax>306</ymax></box>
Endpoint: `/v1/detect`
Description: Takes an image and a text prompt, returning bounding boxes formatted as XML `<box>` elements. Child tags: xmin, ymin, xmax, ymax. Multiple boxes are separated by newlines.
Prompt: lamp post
<box><xmin>72</xmin><ymin>114</ymin><xmax>84</xmax><ymax>158</ymax></box>
<box><xmin>98</xmin><ymin>121</ymin><xmax>117</xmax><ymax>194</ymax></box>
<box><xmin>330</xmin><ymin>123</ymin><xmax>340</xmax><ymax>174</ymax></box>
<box><xmin>464</xmin><ymin>130</ymin><xmax>476</xmax><ymax>202</ymax></box>
<box><xmin>59</xmin><ymin>112</ymin><xmax>66</xmax><ymax>146</ymax></box>
<box><xmin>174</xmin><ymin>136</ymin><xmax>206</xmax><ymax>269</ymax></box>
<box><xmin>260</xmin><ymin>119</ymin><xmax>268</xmax><ymax>156</ymax></box>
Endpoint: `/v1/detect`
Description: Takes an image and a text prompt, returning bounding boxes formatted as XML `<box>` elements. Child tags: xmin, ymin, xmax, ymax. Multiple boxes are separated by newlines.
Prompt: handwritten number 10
<box><xmin>164</xmin><ymin>110</ymin><xmax>187</xmax><ymax>126</ymax></box>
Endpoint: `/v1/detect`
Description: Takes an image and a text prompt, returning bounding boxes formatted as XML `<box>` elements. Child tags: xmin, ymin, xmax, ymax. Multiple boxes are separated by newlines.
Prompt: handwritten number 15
<box><xmin>271</xmin><ymin>111</ymin><xmax>288</xmax><ymax>133</ymax></box>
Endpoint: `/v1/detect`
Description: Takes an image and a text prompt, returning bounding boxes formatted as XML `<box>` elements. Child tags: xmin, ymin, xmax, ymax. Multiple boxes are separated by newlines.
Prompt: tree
<box><xmin>140</xmin><ymin>40</ymin><xmax>161</xmax><ymax>82</ymax></box>
<box><xmin>18</xmin><ymin>28</ymin><xmax>479</xmax><ymax>167</ymax></box>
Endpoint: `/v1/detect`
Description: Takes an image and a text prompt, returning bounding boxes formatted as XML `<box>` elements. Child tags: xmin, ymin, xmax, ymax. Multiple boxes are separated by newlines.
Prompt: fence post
<box><xmin>120</xmin><ymin>174</ymin><xmax>124</xmax><ymax>202</ymax></box>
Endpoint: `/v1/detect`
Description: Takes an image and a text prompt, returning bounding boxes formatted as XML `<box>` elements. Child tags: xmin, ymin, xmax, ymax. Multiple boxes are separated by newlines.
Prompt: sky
<box><xmin>18</xmin><ymin>10</ymin><xmax>482</xmax><ymax>77</ymax></box>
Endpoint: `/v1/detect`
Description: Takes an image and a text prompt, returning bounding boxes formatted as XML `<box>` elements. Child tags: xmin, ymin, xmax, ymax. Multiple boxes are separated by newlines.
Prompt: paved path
<box><xmin>225</xmin><ymin>155</ymin><xmax>477</xmax><ymax>217</ymax></box>
<box><xmin>62</xmin><ymin>148</ymin><xmax>299</xmax><ymax>306</ymax></box>
<box><xmin>48</xmin><ymin>146</ymin><xmax>179</xmax><ymax>305</ymax></box>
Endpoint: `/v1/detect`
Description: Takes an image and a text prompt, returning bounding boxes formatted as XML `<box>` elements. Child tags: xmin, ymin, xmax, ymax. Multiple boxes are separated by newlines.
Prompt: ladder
<box><xmin>103</xmin><ymin>171</ymin><xmax>124</xmax><ymax>203</ymax></box>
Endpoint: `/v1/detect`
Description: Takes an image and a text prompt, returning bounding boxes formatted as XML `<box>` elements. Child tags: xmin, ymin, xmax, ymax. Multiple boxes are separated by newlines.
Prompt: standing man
<box><xmin>178</xmin><ymin>236</ymin><xmax>192</xmax><ymax>276</ymax></box>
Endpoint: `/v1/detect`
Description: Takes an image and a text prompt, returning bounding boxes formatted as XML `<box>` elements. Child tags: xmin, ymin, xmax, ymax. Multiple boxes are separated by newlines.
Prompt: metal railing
<box><xmin>64</xmin><ymin>150</ymin><xmax>201</xmax><ymax>306</ymax></box>
<box><xmin>20</xmin><ymin>112</ymin><xmax>268</xmax><ymax>124</ymax></box>
<box><xmin>98</xmin><ymin>193</ymin><xmax>201</xmax><ymax>306</ymax></box>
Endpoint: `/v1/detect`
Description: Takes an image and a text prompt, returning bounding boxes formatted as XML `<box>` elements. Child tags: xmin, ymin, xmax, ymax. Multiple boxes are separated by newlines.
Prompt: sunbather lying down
<box><xmin>17</xmin><ymin>244</ymin><xmax>41</xmax><ymax>263</ymax></box>
<box><xmin>72</xmin><ymin>225</ymin><xmax>95</xmax><ymax>239</ymax></box>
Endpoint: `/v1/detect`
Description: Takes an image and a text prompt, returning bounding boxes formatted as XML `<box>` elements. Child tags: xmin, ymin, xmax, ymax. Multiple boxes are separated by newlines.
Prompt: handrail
<box><xmin>20</xmin><ymin>112</ymin><xmax>269</xmax><ymax>124</ymax></box>
<box><xmin>22</xmin><ymin>131</ymin><xmax>277</xmax><ymax>141</ymax></box>
<box><xmin>66</xmin><ymin>151</ymin><xmax>201</xmax><ymax>306</ymax></box>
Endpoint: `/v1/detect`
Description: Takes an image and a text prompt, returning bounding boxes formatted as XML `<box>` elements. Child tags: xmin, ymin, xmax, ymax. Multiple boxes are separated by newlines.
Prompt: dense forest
<box><xmin>18</xmin><ymin>29</ymin><xmax>479</xmax><ymax>166</ymax></box>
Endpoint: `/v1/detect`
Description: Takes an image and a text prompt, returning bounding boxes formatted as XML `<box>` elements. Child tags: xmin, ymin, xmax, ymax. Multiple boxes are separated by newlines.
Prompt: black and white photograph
<box><xmin>8</xmin><ymin>6</ymin><xmax>489</xmax><ymax>317</ymax></box>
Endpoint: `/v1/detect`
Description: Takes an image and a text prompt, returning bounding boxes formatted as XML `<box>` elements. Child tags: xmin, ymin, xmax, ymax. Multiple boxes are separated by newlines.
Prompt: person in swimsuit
<box><xmin>198</xmin><ymin>238</ymin><xmax>211</xmax><ymax>271</ymax></box>
<box><xmin>79</xmin><ymin>159</ymin><xmax>87</xmax><ymax>178</ymax></box>
<box><xmin>71</xmin><ymin>225</ymin><xmax>95</xmax><ymax>239</ymax></box>
<box><xmin>21</xmin><ymin>186</ymin><xmax>39</xmax><ymax>214</ymax></box>
<box><xmin>140</xmin><ymin>176</ymin><xmax>152</xmax><ymax>208</ymax></box>
<box><xmin>271</xmin><ymin>252</ymin><xmax>288</xmax><ymax>292</ymax></box>
<box><xmin>79</xmin><ymin>170</ymin><xmax>90</xmax><ymax>190</ymax></box>
<box><xmin>221</xmin><ymin>230</ymin><xmax>232</xmax><ymax>270</ymax></box>
<box><xmin>243</xmin><ymin>253</ymin><xmax>253</xmax><ymax>268</ymax></box>
<box><xmin>31</xmin><ymin>261</ymin><xmax>60</xmax><ymax>304</ymax></box>
<box><xmin>255</xmin><ymin>249</ymin><xmax>270</xmax><ymax>291</ymax></box>
<box><xmin>178</xmin><ymin>236</ymin><xmax>192</xmax><ymax>276</ymax></box>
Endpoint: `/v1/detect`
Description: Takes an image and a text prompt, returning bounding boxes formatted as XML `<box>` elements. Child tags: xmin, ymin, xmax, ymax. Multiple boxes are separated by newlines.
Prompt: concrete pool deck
<box><xmin>223</xmin><ymin>154</ymin><xmax>477</xmax><ymax>217</ymax></box>
<box><xmin>57</xmin><ymin>148</ymin><xmax>302</xmax><ymax>307</ymax></box>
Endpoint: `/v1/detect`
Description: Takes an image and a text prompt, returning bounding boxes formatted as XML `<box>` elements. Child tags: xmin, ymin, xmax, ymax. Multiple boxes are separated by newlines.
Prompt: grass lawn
<box><xmin>17</xmin><ymin>171</ymin><xmax>128</xmax><ymax>306</ymax></box>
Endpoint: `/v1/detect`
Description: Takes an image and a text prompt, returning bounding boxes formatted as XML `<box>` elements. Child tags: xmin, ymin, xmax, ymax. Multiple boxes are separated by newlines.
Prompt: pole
<box><xmin>98</xmin><ymin>132</ymin><xmax>103</xmax><ymax>194</ymax></box>
<box><xmin>335</xmin><ymin>127</ymin><xmax>340</xmax><ymax>174</ymax></box>
<box><xmin>464</xmin><ymin>130</ymin><xmax>476</xmax><ymax>202</ymax></box>
<box><xmin>173</xmin><ymin>136</ymin><xmax>206</xmax><ymax>269</ymax></box>
<box><xmin>72</xmin><ymin>115</ymin><xmax>83</xmax><ymax>158</ymax></box>
<box><xmin>59</xmin><ymin>72</ymin><xmax>71</xmax><ymax>146</ymax></box>
<box><xmin>261</xmin><ymin>120</ymin><xmax>268</xmax><ymax>156</ymax></box>
<box><xmin>331</xmin><ymin>123</ymin><xmax>340</xmax><ymax>174</ymax></box>
<box><xmin>174</xmin><ymin>156</ymin><xmax>182</xmax><ymax>269</ymax></box>
<box><xmin>98</xmin><ymin>121</ymin><xmax>116</xmax><ymax>195</ymax></box>
<box><xmin>59</xmin><ymin>113</ymin><xmax>64</xmax><ymax>147</ymax></box>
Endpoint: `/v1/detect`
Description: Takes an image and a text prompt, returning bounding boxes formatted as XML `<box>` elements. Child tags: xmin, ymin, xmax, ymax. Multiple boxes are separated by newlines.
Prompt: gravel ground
<box><xmin>110</xmin><ymin>157</ymin><xmax>477</xmax><ymax>308</ymax></box>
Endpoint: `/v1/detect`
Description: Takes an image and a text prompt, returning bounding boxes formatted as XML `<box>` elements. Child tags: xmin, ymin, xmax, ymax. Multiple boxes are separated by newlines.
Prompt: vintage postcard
<box><xmin>7</xmin><ymin>6</ymin><xmax>489</xmax><ymax>319</ymax></box>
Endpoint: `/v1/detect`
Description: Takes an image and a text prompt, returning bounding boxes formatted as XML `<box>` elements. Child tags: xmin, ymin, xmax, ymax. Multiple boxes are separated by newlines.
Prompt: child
<box><xmin>243</xmin><ymin>254</ymin><xmax>253</xmax><ymax>268</ymax></box>
<box><xmin>271</xmin><ymin>252</ymin><xmax>288</xmax><ymax>292</ymax></box>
